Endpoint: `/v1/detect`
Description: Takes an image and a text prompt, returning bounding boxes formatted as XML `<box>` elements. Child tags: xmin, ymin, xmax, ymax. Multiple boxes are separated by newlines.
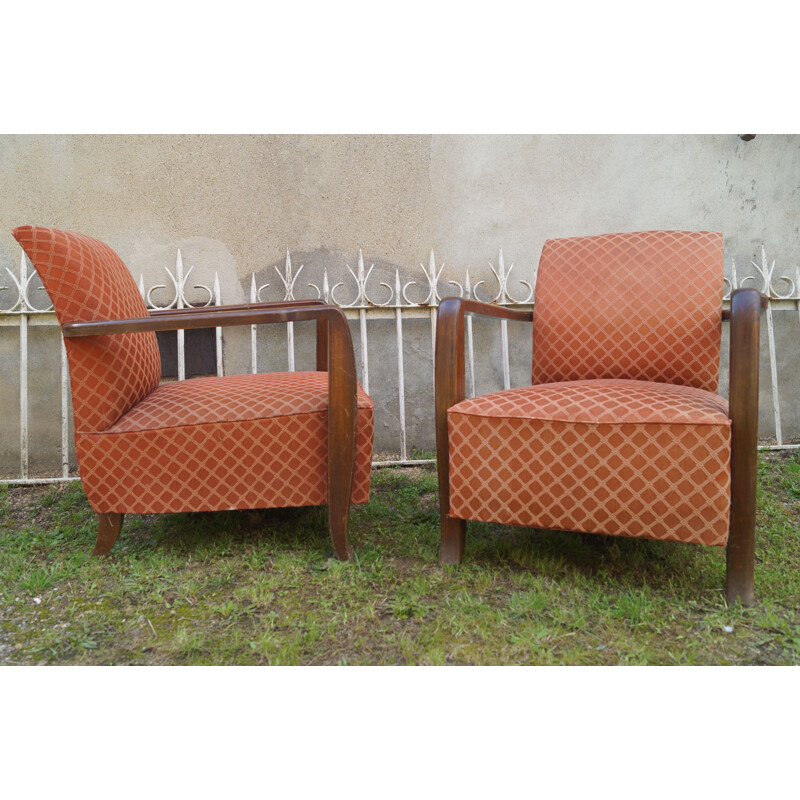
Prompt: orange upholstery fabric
<box><xmin>12</xmin><ymin>226</ymin><xmax>161</xmax><ymax>432</ymax></box>
<box><xmin>77</xmin><ymin>372</ymin><xmax>374</xmax><ymax>514</ymax></box>
<box><xmin>449</xmin><ymin>380</ymin><xmax>731</xmax><ymax>546</ymax></box>
<box><xmin>531</xmin><ymin>231</ymin><xmax>723</xmax><ymax>392</ymax></box>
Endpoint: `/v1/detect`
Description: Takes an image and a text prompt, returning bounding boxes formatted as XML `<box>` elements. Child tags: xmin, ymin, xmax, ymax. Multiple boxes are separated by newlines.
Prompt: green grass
<box><xmin>1</xmin><ymin>452</ymin><xmax>798</xmax><ymax>665</ymax></box>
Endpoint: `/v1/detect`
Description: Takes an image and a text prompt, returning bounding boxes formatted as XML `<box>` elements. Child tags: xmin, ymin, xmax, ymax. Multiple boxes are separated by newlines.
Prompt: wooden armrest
<box><xmin>63</xmin><ymin>302</ymin><xmax>340</xmax><ymax>372</ymax></box>
<box><xmin>728</xmin><ymin>288</ymin><xmax>762</xmax><ymax>426</ymax></box>
<box><xmin>722</xmin><ymin>291</ymin><xmax>769</xmax><ymax>320</ymax></box>
<box><xmin>434</xmin><ymin>298</ymin><xmax>532</xmax><ymax>414</ymax></box>
<box><xmin>439</xmin><ymin>297</ymin><xmax>533</xmax><ymax>325</ymax></box>
<box><xmin>148</xmin><ymin>299</ymin><xmax>326</xmax><ymax>316</ymax></box>
<box><xmin>65</xmin><ymin>302</ymin><xmax>334</xmax><ymax>334</ymax></box>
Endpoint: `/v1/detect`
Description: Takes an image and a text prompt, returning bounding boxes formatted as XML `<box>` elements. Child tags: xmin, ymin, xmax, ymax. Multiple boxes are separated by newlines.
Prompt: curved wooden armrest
<box><xmin>722</xmin><ymin>291</ymin><xmax>768</xmax><ymax>321</ymax></box>
<box><xmin>63</xmin><ymin>300</ymin><xmax>334</xmax><ymax>371</ymax></box>
<box><xmin>728</xmin><ymin>286</ymin><xmax>761</xmax><ymax>431</ymax></box>
<box><xmin>63</xmin><ymin>302</ymin><xmax>337</xmax><ymax>336</ymax></box>
<box><xmin>439</xmin><ymin>297</ymin><xmax>534</xmax><ymax>325</ymax></box>
<box><xmin>728</xmin><ymin>289</ymin><xmax>765</xmax><ymax>424</ymax></box>
<box><xmin>728</xmin><ymin>288</ymin><xmax>763</xmax><ymax>428</ymax></box>
<box><xmin>435</xmin><ymin>297</ymin><xmax>532</xmax><ymax>417</ymax></box>
<box><xmin>148</xmin><ymin>298</ymin><xmax>326</xmax><ymax>316</ymax></box>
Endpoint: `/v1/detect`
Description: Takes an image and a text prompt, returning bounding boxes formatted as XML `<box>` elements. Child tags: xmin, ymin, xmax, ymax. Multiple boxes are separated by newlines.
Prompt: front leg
<box><xmin>93</xmin><ymin>513</ymin><xmax>124</xmax><ymax>555</ymax></box>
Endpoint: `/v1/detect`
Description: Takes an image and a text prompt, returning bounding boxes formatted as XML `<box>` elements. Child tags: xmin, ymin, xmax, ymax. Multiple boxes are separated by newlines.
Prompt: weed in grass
<box><xmin>18</xmin><ymin>566</ymin><xmax>58</xmax><ymax>595</ymax></box>
<box><xmin>39</xmin><ymin>488</ymin><xmax>60</xmax><ymax>509</ymax></box>
<box><xmin>169</xmin><ymin>625</ymin><xmax>206</xmax><ymax>658</ymax></box>
<box><xmin>68</xmin><ymin>619</ymin><xmax>99</xmax><ymax>651</ymax></box>
<box><xmin>778</xmin><ymin>458</ymin><xmax>800</xmax><ymax>498</ymax></box>
<box><xmin>610</xmin><ymin>588</ymin><xmax>657</xmax><ymax>627</ymax></box>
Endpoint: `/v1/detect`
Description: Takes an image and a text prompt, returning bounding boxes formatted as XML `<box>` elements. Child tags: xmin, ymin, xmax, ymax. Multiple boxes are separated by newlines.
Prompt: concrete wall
<box><xmin>1</xmin><ymin>134</ymin><xmax>799</xmax><ymax>473</ymax></box>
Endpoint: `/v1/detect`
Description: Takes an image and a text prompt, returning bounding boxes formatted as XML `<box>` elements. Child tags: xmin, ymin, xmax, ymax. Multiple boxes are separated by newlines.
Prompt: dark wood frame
<box><xmin>723</xmin><ymin>289</ymin><xmax>767</xmax><ymax>605</ymax></box>
<box><xmin>62</xmin><ymin>299</ymin><xmax>356</xmax><ymax>560</ymax></box>
<box><xmin>434</xmin><ymin>291</ymin><xmax>765</xmax><ymax>606</ymax></box>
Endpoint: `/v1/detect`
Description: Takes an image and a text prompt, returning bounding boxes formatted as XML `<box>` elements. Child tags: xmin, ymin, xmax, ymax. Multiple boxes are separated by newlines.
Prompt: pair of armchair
<box><xmin>13</xmin><ymin>227</ymin><xmax>762</xmax><ymax>605</ymax></box>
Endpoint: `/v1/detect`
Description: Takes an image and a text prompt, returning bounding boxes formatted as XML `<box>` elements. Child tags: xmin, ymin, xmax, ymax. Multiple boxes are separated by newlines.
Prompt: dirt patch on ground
<box><xmin>4</xmin><ymin>484</ymin><xmax>58</xmax><ymax>521</ymax></box>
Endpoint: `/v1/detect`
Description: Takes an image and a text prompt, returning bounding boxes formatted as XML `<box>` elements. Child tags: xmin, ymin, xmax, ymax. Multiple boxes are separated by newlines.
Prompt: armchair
<box><xmin>435</xmin><ymin>231</ymin><xmax>763</xmax><ymax>605</ymax></box>
<box><xmin>12</xmin><ymin>226</ymin><xmax>374</xmax><ymax>559</ymax></box>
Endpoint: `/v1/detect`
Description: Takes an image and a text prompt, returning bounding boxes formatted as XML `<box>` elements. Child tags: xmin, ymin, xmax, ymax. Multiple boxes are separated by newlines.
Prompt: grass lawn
<box><xmin>1</xmin><ymin>451</ymin><xmax>798</xmax><ymax>666</ymax></box>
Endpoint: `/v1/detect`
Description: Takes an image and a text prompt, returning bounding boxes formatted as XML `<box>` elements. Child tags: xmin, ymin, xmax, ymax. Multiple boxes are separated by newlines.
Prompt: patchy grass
<box><xmin>1</xmin><ymin>452</ymin><xmax>798</xmax><ymax>665</ymax></box>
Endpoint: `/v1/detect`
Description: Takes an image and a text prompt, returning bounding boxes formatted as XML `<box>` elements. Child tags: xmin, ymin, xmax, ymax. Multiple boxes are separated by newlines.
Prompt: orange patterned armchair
<box><xmin>13</xmin><ymin>226</ymin><xmax>374</xmax><ymax>558</ymax></box>
<box><xmin>435</xmin><ymin>231</ymin><xmax>763</xmax><ymax>605</ymax></box>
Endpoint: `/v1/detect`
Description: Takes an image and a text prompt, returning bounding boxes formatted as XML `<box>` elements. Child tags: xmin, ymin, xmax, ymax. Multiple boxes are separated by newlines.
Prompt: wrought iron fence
<box><xmin>1</xmin><ymin>244</ymin><xmax>799</xmax><ymax>485</ymax></box>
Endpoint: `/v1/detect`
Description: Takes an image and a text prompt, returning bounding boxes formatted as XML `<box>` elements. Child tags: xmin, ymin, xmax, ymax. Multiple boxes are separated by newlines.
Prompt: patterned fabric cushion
<box><xmin>76</xmin><ymin>372</ymin><xmax>374</xmax><ymax>513</ymax></box>
<box><xmin>531</xmin><ymin>231</ymin><xmax>724</xmax><ymax>393</ymax></box>
<box><xmin>107</xmin><ymin>371</ymin><xmax>369</xmax><ymax>433</ymax></box>
<box><xmin>448</xmin><ymin>379</ymin><xmax>731</xmax><ymax>546</ymax></box>
<box><xmin>12</xmin><ymin>226</ymin><xmax>161</xmax><ymax>432</ymax></box>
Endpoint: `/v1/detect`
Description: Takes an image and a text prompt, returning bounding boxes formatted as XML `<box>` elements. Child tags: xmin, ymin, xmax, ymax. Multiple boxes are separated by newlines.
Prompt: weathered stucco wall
<box><xmin>1</xmin><ymin>134</ymin><xmax>798</xmax><ymax>473</ymax></box>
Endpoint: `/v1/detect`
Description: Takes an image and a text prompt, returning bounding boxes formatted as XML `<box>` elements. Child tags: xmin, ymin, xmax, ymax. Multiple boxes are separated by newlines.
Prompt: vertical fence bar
<box><xmin>421</xmin><ymin>251</ymin><xmax>442</xmax><ymax>392</ymax></box>
<box><xmin>284</xmin><ymin>251</ymin><xmax>296</xmax><ymax>372</ymax></box>
<box><xmin>18</xmin><ymin>253</ymin><xmax>28</xmax><ymax>479</ymax></box>
<box><xmin>498</xmin><ymin>251</ymin><xmax>511</xmax><ymax>390</ymax></box>
<box><xmin>795</xmin><ymin>267</ymin><xmax>800</xmax><ymax>326</ymax></box>
<box><xmin>214</xmin><ymin>273</ymin><xmax>224</xmax><ymax>377</ymax></box>
<box><xmin>359</xmin><ymin>307</ymin><xmax>369</xmax><ymax>395</ymax></box>
<box><xmin>464</xmin><ymin>270</ymin><xmax>476</xmax><ymax>398</ymax></box>
<box><xmin>500</xmin><ymin>318</ymin><xmax>511</xmax><ymax>390</ymax></box>
<box><xmin>394</xmin><ymin>270</ymin><xmax>407</xmax><ymax>460</ymax></box>
<box><xmin>176</xmin><ymin>251</ymin><xmax>186</xmax><ymax>381</ymax></box>
<box><xmin>765</xmin><ymin>300</ymin><xmax>783</xmax><ymax>445</ymax></box>
<box><xmin>430</xmin><ymin>307</ymin><xmax>437</xmax><ymax>390</ymax></box>
<box><xmin>250</xmin><ymin>274</ymin><xmax>258</xmax><ymax>374</ymax></box>
<box><xmin>60</xmin><ymin>338</ymin><xmax>69</xmax><ymax>477</ymax></box>
<box><xmin>287</xmin><ymin>321</ymin><xmax>295</xmax><ymax>371</ymax></box>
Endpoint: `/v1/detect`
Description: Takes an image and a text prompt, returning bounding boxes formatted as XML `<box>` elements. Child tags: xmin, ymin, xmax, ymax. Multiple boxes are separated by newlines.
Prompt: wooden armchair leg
<box><xmin>726</xmin><ymin>438</ymin><xmax>757</xmax><ymax>607</ymax></box>
<box><xmin>328</xmin><ymin>504</ymin><xmax>351</xmax><ymax>562</ymax></box>
<box><xmin>726</xmin><ymin>517</ymin><xmax>755</xmax><ymax>607</ymax></box>
<box><xmin>440</xmin><ymin>516</ymin><xmax>466</xmax><ymax>565</ymax></box>
<box><xmin>93</xmin><ymin>513</ymin><xmax>124</xmax><ymax>556</ymax></box>
<box><xmin>325</xmin><ymin>308</ymin><xmax>357</xmax><ymax>562</ymax></box>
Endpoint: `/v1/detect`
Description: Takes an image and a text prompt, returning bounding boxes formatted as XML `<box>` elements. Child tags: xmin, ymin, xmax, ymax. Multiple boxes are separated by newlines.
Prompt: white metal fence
<box><xmin>1</xmin><ymin>245</ymin><xmax>799</xmax><ymax>485</ymax></box>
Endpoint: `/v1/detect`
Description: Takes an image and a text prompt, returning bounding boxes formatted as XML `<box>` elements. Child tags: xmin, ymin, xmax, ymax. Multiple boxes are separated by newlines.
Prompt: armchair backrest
<box><xmin>12</xmin><ymin>226</ymin><xmax>161</xmax><ymax>432</ymax></box>
<box><xmin>531</xmin><ymin>230</ymin><xmax>724</xmax><ymax>392</ymax></box>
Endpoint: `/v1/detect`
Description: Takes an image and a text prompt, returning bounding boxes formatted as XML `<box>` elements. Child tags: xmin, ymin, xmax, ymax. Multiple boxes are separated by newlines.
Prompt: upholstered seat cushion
<box><xmin>76</xmin><ymin>372</ymin><xmax>374</xmax><ymax>515</ymax></box>
<box><xmin>448</xmin><ymin>379</ymin><xmax>731</xmax><ymax>546</ymax></box>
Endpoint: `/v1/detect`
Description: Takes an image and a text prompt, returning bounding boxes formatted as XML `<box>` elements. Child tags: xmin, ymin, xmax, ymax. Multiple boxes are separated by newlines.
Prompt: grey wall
<box><xmin>3</xmin><ymin>135</ymin><xmax>798</xmax><ymax>290</ymax></box>
<box><xmin>1</xmin><ymin>134</ymin><xmax>799</xmax><ymax>473</ymax></box>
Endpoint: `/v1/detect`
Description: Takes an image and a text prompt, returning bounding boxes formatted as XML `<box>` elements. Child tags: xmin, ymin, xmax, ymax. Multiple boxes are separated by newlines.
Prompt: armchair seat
<box><xmin>448</xmin><ymin>378</ymin><xmax>731</xmax><ymax>546</ymax></box>
<box><xmin>79</xmin><ymin>371</ymin><xmax>374</xmax><ymax>515</ymax></box>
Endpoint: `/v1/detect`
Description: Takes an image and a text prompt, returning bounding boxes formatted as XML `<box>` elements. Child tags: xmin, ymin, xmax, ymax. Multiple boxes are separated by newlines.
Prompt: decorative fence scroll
<box><xmin>1</xmin><ymin>245</ymin><xmax>799</xmax><ymax>484</ymax></box>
